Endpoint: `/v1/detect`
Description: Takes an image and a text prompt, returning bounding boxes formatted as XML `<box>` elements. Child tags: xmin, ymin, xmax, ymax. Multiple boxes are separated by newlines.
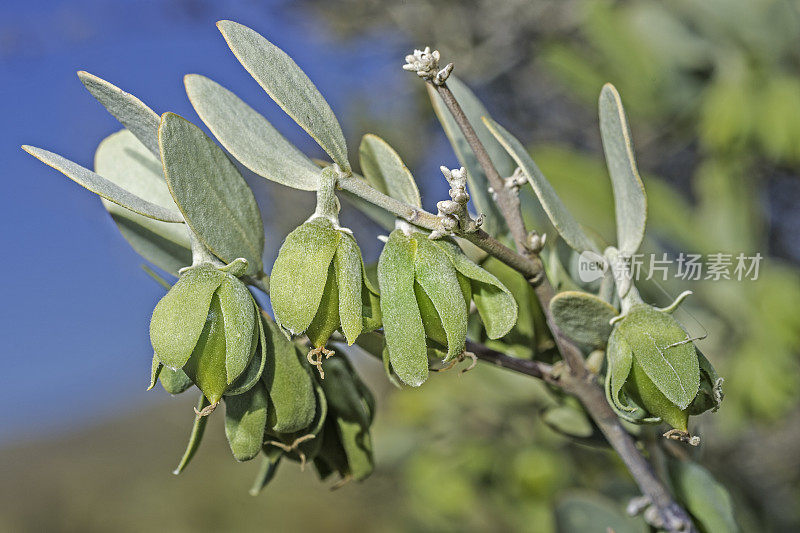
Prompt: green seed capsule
<box><xmin>270</xmin><ymin>217</ymin><xmax>375</xmax><ymax>348</ymax></box>
<box><xmin>377</xmin><ymin>229</ymin><xmax>517</xmax><ymax>386</ymax></box>
<box><xmin>605</xmin><ymin>303</ymin><xmax>721</xmax><ymax>434</ymax></box>
<box><xmin>150</xmin><ymin>263</ymin><xmax>259</xmax><ymax>404</ymax></box>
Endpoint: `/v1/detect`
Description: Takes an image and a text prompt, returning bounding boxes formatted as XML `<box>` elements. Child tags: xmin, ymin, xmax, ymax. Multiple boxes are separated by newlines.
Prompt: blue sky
<box><xmin>0</xmin><ymin>0</ymin><xmax>435</xmax><ymax>442</ymax></box>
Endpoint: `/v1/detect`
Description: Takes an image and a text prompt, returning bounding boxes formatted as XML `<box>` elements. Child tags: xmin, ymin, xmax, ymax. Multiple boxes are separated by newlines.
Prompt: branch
<box><xmin>338</xmin><ymin>177</ymin><xmax>544</xmax><ymax>283</ymax></box>
<box><xmin>465</xmin><ymin>340</ymin><xmax>555</xmax><ymax>382</ymax></box>
<box><xmin>425</xmin><ymin>75</ymin><xmax>696</xmax><ymax>533</ymax></box>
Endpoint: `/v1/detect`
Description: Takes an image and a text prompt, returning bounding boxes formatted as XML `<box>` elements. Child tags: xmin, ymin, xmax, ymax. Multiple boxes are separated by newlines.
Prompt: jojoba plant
<box><xmin>23</xmin><ymin>19</ymin><xmax>732</xmax><ymax>532</ymax></box>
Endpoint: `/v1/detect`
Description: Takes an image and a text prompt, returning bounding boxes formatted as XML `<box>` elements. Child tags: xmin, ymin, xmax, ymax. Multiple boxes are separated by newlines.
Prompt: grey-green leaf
<box><xmin>78</xmin><ymin>71</ymin><xmax>161</xmax><ymax>156</ymax></box>
<box><xmin>482</xmin><ymin>117</ymin><xmax>598</xmax><ymax>253</ymax></box>
<box><xmin>173</xmin><ymin>395</ymin><xmax>210</xmax><ymax>474</ymax></box>
<box><xmin>359</xmin><ymin>134</ymin><xmax>421</xmax><ymax>208</ymax></box>
<box><xmin>427</xmin><ymin>76</ymin><xmax>511</xmax><ymax>234</ymax></box>
<box><xmin>185</xmin><ymin>74</ymin><xmax>321</xmax><ymax>191</ymax></box>
<box><xmin>669</xmin><ymin>460</ymin><xmax>739</xmax><ymax>533</ymax></box>
<box><xmin>158</xmin><ymin>112</ymin><xmax>265</xmax><ymax>276</ymax></box>
<box><xmin>23</xmin><ymin>145</ymin><xmax>184</xmax><ymax>223</ymax></box>
<box><xmin>150</xmin><ymin>265</ymin><xmax>225</xmax><ymax>370</ymax></box>
<box><xmin>550</xmin><ymin>291</ymin><xmax>617</xmax><ymax>348</ymax></box>
<box><xmin>224</xmin><ymin>381</ymin><xmax>269</xmax><ymax>462</ymax></box>
<box><xmin>269</xmin><ymin>218</ymin><xmax>341</xmax><ymax>335</ymax></box>
<box><xmin>217</xmin><ymin>20</ymin><xmax>350</xmax><ymax>172</ymax></box>
<box><xmin>95</xmin><ymin>130</ymin><xmax>191</xmax><ymax>274</ymax></box>
<box><xmin>598</xmin><ymin>83</ymin><xmax>647</xmax><ymax>255</ymax></box>
<box><xmin>378</xmin><ymin>230</ymin><xmax>428</xmax><ymax>386</ymax></box>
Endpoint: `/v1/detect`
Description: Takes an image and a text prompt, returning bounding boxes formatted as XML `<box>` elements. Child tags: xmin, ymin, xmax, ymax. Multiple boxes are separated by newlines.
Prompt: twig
<box><xmin>426</xmin><ymin>74</ymin><xmax>696</xmax><ymax>532</ymax></box>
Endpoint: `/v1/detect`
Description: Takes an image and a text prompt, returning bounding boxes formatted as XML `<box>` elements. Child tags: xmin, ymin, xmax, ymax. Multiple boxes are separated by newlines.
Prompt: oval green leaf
<box><xmin>598</xmin><ymin>83</ymin><xmax>647</xmax><ymax>255</ymax></box>
<box><xmin>23</xmin><ymin>145</ymin><xmax>184</xmax><ymax>223</ymax></box>
<box><xmin>217</xmin><ymin>20</ymin><xmax>350</xmax><ymax>172</ymax></box>
<box><xmin>550</xmin><ymin>290</ymin><xmax>617</xmax><ymax>348</ymax></box>
<box><xmin>185</xmin><ymin>74</ymin><xmax>321</xmax><ymax>191</ymax></box>
<box><xmin>78</xmin><ymin>71</ymin><xmax>161</xmax><ymax>157</ymax></box>
<box><xmin>158</xmin><ymin>112</ymin><xmax>265</xmax><ymax>276</ymax></box>
<box><xmin>359</xmin><ymin>134</ymin><xmax>421</xmax><ymax>207</ymax></box>
<box><xmin>95</xmin><ymin>130</ymin><xmax>191</xmax><ymax>274</ymax></box>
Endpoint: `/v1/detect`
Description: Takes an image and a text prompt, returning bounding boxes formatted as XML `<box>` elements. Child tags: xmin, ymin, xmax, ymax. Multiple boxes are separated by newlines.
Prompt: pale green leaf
<box><xmin>23</xmin><ymin>145</ymin><xmax>184</xmax><ymax>223</ymax></box>
<box><xmin>217</xmin><ymin>275</ymin><xmax>257</xmax><ymax>383</ymax></box>
<box><xmin>433</xmin><ymin>239</ymin><xmax>517</xmax><ymax>340</ymax></box>
<box><xmin>269</xmin><ymin>218</ymin><xmax>341</xmax><ymax>335</ymax></box>
<box><xmin>482</xmin><ymin>117</ymin><xmax>598</xmax><ymax>253</ymax></box>
<box><xmin>95</xmin><ymin>130</ymin><xmax>191</xmax><ymax>274</ymax></box>
<box><xmin>150</xmin><ymin>265</ymin><xmax>225</xmax><ymax>370</ymax></box>
<box><xmin>378</xmin><ymin>230</ymin><xmax>428</xmax><ymax>386</ymax></box>
<box><xmin>335</xmin><ymin>233</ymin><xmax>364</xmax><ymax>344</ymax></box>
<box><xmin>173</xmin><ymin>395</ymin><xmax>210</xmax><ymax>475</ymax></box>
<box><xmin>617</xmin><ymin>305</ymin><xmax>699</xmax><ymax>409</ymax></box>
<box><xmin>224</xmin><ymin>381</ymin><xmax>269</xmax><ymax>462</ymax></box>
<box><xmin>427</xmin><ymin>76</ymin><xmax>512</xmax><ymax>234</ymax></box>
<box><xmin>669</xmin><ymin>460</ymin><xmax>739</xmax><ymax>533</ymax></box>
<box><xmin>262</xmin><ymin>318</ymin><xmax>316</xmax><ymax>433</ymax></box>
<box><xmin>359</xmin><ymin>134</ymin><xmax>421</xmax><ymax>207</ymax></box>
<box><xmin>598</xmin><ymin>83</ymin><xmax>647</xmax><ymax>255</ymax></box>
<box><xmin>158</xmin><ymin>112</ymin><xmax>265</xmax><ymax>276</ymax></box>
<box><xmin>78</xmin><ymin>71</ymin><xmax>161</xmax><ymax>156</ymax></box>
<box><xmin>413</xmin><ymin>235</ymin><xmax>467</xmax><ymax>361</ymax></box>
<box><xmin>217</xmin><ymin>20</ymin><xmax>350</xmax><ymax>172</ymax></box>
<box><xmin>185</xmin><ymin>74</ymin><xmax>321</xmax><ymax>191</ymax></box>
<box><xmin>550</xmin><ymin>291</ymin><xmax>617</xmax><ymax>348</ymax></box>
